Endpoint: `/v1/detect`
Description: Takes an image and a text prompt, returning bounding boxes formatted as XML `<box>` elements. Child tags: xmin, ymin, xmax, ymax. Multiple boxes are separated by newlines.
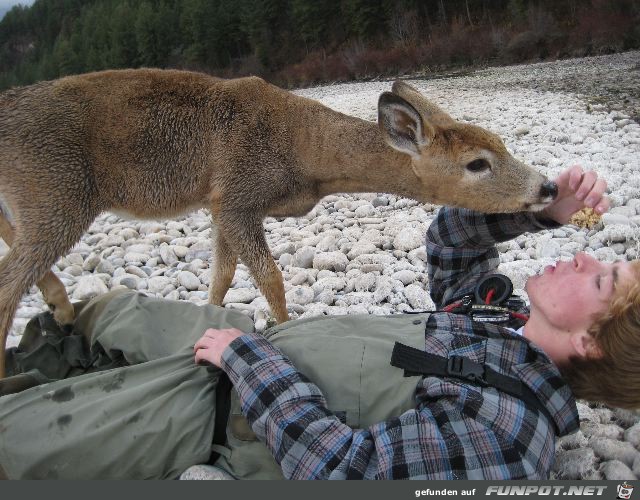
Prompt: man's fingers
<box><xmin>568</xmin><ymin>165</ymin><xmax>584</xmax><ymax>191</ymax></box>
<box><xmin>584</xmin><ymin>178</ymin><xmax>608</xmax><ymax>208</ymax></box>
<box><xmin>194</xmin><ymin>336</ymin><xmax>216</xmax><ymax>351</ymax></box>
<box><xmin>595</xmin><ymin>196</ymin><xmax>610</xmax><ymax>215</ymax></box>
<box><xmin>194</xmin><ymin>349</ymin><xmax>214</xmax><ymax>366</ymax></box>
<box><xmin>575</xmin><ymin>170</ymin><xmax>598</xmax><ymax>201</ymax></box>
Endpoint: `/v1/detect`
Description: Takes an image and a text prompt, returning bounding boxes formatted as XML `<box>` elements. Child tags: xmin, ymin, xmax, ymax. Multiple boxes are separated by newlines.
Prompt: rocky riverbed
<box><xmin>5</xmin><ymin>51</ymin><xmax>640</xmax><ymax>480</ymax></box>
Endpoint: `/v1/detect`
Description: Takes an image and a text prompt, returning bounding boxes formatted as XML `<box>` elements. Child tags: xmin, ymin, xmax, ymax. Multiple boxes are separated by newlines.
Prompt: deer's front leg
<box><xmin>215</xmin><ymin>212</ymin><xmax>288</xmax><ymax>324</ymax></box>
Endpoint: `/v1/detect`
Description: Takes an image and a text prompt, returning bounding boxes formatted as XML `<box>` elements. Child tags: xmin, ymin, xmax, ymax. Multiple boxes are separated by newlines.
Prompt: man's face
<box><xmin>526</xmin><ymin>253</ymin><xmax>636</xmax><ymax>334</ymax></box>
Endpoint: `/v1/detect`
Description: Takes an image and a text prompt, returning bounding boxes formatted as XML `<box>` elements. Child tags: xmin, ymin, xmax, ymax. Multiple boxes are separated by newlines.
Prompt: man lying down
<box><xmin>1</xmin><ymin>165</ymin><xmax>639</xmax><ymax>480</ymax></box>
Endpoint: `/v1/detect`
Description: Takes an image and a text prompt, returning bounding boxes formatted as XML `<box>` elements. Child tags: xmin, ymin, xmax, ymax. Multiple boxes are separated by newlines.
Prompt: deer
<box><xmin>0</xmin><ymin>69</ymin><xmax>559</xmax><ymax>378</ymax></box>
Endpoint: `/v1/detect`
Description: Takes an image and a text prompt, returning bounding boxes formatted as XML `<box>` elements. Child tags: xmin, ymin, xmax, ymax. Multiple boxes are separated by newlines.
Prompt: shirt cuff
<box><xmin>220</xmin><ymin>332</ymin><xmax>286</xmax><ymax>382</ymax></box>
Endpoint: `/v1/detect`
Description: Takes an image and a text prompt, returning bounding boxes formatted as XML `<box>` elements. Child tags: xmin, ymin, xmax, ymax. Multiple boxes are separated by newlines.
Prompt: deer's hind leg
<box><xmin>0</xmin><ymin>205</ymin><xmax>99</xmax><ymax>378</ymax></box>
<box><xmin>0</xmin><ymin>211</ymin><xmax>74</xmax><ymax>332</ymax></box>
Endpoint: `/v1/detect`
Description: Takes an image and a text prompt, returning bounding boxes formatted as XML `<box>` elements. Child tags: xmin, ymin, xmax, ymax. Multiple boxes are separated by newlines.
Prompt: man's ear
<box><xmin>378</xmin><ymin>92</ymin><xmax>434</xmax><ymax>157</ymax></box>
<box><xmin>570</xmin><ymin>331</ymin><xmax>602</xmax><ymax>359</ymax></box>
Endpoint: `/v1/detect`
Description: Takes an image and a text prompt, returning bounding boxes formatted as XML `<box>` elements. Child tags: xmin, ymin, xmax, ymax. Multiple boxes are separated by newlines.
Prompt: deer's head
<box><xmin>378</xmin><ymin>81</ymin><xmax>557</xmax><ymax>213</ymax></box>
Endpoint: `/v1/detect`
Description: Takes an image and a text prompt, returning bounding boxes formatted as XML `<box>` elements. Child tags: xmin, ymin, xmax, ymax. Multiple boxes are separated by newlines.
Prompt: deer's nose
<box><xmin>540</xmin><ymin>180</ymin><xmax>558</xmax><ymax>200</ymax></box>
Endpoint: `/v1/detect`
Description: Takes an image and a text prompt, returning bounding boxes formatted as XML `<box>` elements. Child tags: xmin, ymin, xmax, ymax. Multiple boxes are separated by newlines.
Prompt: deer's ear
<box><xmin>392</xmin><ymin>80</ymin><xmax>419</xmax><ymax>97</ymax></box>
<box><xmin>378</xmin><ymin>92</ymin><xmax>433</xmax><ymax>156</ymax></box>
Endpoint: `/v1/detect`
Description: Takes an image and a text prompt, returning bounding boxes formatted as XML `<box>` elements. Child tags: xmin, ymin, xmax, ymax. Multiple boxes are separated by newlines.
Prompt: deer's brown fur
<box><xmin>0</xmin><ymin>69</ymin><xmax>557</xmax><ymax>377</ymax></box>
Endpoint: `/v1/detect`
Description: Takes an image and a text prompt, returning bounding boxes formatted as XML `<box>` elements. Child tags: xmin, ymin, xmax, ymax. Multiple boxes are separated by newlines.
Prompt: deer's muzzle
<box><xmin>539</xmin><ymin>180</ymin><xmax>558</xmax><ymax>200</ymax></box>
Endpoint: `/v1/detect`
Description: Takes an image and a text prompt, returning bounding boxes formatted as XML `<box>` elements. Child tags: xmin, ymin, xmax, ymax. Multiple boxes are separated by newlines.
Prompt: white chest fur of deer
<box><xmin>0</xmin><ymin>69</ymin><xmax>558</xmax><ymax>377</ymax></box>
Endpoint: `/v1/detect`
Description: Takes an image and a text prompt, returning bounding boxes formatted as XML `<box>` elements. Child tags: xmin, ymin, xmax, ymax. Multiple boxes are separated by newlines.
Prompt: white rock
<box><xmin>63</xmin><ymin>265</ymin><xmax>83</xmax><ymax>277</ymax></box>
<box><xmin>118</xmin><ymin>228</ymin><xmax>139</xmax><ymax>241</ymax></box>
<box><xmin>125</xmin><ymin>243</ymin><xmax>154</xmax><ymax>254</ymax></box>
<box><xmin>593</xmin><ymin>247</ymin><xmax>619</xmax><ymax>262</ymax></box>
<box><xmin>225</xmin><ymin>303</ymin><xmax>256</xmax><ymax>315</ymax></box>
<box><xmin>173</xmin><ymin>245</ymin><xmax>189</xmax><ymax>259</ymax></box>
<box><xmin>117</xmin><ymin>276</ymin><xmax>139</xmax><ymax>290</ymax></box>
<box><xmin>66</xmin><ymin>253</ymin><xmax>84</xmax><ymax>266</ymax></box>
<box><xmin>299</xmin><ymin>303</ymin><xmax>331</xmax><ymax>318</ymax></box>
<box><xmin>95</xmin><ymin>259</ymin><xmax>114</xmax><ymax>275</ymax></box>
<box><xmin>124</xmin><ymin>252</ymin><xmax>150</xmax><ymax>264</ymax></box>
<box><xmin>159</xmin><ymin>245</ymin><xmax>179</xmax><ymax>266</ymax></box>
<box><xmin>292</xmin><ymin>246</ymin><xmax>316</xmax><ymax>268</ymax></box>
<box><xmin>83</xmin><ymin>253</ymin><xmax>101</xmax><ymax>272</ymax></box>
<box><xmin>353</xmin><ymin>273</ymin><xmax>376</xmax><ymax>292</ymax></box>
<box><xmin>72</xmin><ymin>276</ymin><xmax>109</xmax><ymax>300</ymax></box>
<box><xmin>289</xmin><ymin>271</ymin><xmax>309</xmax><ymax>286</ymax></box>
<box><xmin>272</xmin><ymin>242</ymin><xmax>296</xmax><ymax>259</ymax></box>
<box><xmin>347</xmin><ymin>241</ymin><xmax>377</xmax><ymax>259</ymax></box>
<box><xmin>600</xmin><ymin>460</ymin><xmax>637</xmax><ymax>480</ymax></box>
<box><xmin>278</xmin><ymin>253</ymin><xmax>293</xmax><ymax>267</ymax></box>
<box><xmin>615</xmin><ymin>408</ymin><xmax>640</xmax><ymax>427</ymax></box>
<box><xmin>391</xmin><ymin>270</ymin><xmax>417</xmax><ymax>285</ymax></box>
<box><xmin>556</xmin><ymin>430</ymin><xmax>588</xmax><ymax>450</ymax></box>
<box><xmin>602</xmin><ymin>213</ymin><xmax>632</xmax><ymax>227</ymax></box>
<box><xmin>313</xmin><ymin>251</ymin><xmax>349</xmax><ymax>272</ymax></box>
<box><xmin>223</xmin><ymin>288</ymin><xmax>257</xmax><ymax>305</ymax></box>
<box><xmin>610</xmin><ymin>206</ymin><xmax>637</xmax><ymax>218</ymax></box>
<box><xmin>125</xmin><ymin>266</ymin><xmax>148</xmax><ymax>279</ymax></box>
<box><xmin>374</xmin><ymin>275</ymin><xmax>396</xmax><ymax>303</ymax></box>
<box><xmin>315</xmin><ymin>290</ymin><xmax>335</xmax><ymax>305</ymax></box>
<box><xmin>312</xmin><ymin>277</ymin><xmax>346</xmax><ymax>294</ymax></box>
<box><xmin>354</xmin><ymin>204</ymin><xmax>375</xmax><ymax>218</ymax></box>
<box><xmin>139</xmin><ymin>222</ymin><xmax>164</xmax><ymax>236</ymax></box>
<box><xmin>147</xmin><ymin>276</ymin><xmax>173</xmax><ymax>294</ymax></box>
<box><xmin>627</xmin><ymin>198</ymin><xmax>640</xmax><ymax>214</ymax></box>
<box><xmin>537</xmin><ymin>239</ymin><xmax>561</xmax><ymax>259</ymax></box>
<box><xmin>393</xmin><ymin>227</ymin><xmax>424</xmax><ymax>252</ymax></box>
<box><xmin>553</xmin><ymin>448</ymin><xmax>599</xmax><ymax>480</ymax></box>
<box><xmin>178</xmin><ymin>271</ymin><xmax>201</xmax><ymax>291</ymax></box>
<box><xmin>316</xmin><ymin>234</ymin><xmax>340</xmax><ymax>252</ymax></box>
<box><xmin>15</xmin><ymin>306</ymin><xmax>44</xmax><ymax>319</ymax></box>
<box><xmin>407</xmin><ymin>247</ymin><xmax>427</xmax><ymax>263</ymax></box>
<box><xmin>347</xmin><ymin>304</ymin><xmax>369</xmax><ymax>315</ymax></box>
<box><xmin>581</xmin><ymin>421</ymin><xmax>624</xmax><ymax>440</ymax></box>
<box><xmin>404</xmin><ymin>284</ymin><xmax>434</xmax><ymax>310</ymax></box>
<box><xmin>285</xmin><ymin>286</ymin><xmax>315</xmax><ymax>305</ymax></box>
<box><xmin>589</xmin><ymin>438</ymin><xmax>639</xmax><ymax>467</ymax></box>
<box><xmin>634</xmin><ymin>454</ymin><xmax>640</xmax><ymax>478</ymax></box>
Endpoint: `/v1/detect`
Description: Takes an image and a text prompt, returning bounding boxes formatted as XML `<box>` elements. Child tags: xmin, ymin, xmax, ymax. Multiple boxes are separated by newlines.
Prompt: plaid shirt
<box><xmin>221</xmin><ymin>207</ymin><xmax>580</xmax><ymax>480</ymax></box>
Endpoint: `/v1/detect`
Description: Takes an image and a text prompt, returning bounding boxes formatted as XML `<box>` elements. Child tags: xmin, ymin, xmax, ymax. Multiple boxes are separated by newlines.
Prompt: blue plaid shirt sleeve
<box><xmin>220</xmin><ymin>333</ymin><xmax>545</xmax><ymax>480</ymax></box>
<box><xmin>220</xmin><ymin>333</ymin><xmax>374</xmax><ymax>479</ymax></box>
<box><xmin>426</xmin><ymin>207</ymin><xmax>560</xmax><ymax>307</ymax></box>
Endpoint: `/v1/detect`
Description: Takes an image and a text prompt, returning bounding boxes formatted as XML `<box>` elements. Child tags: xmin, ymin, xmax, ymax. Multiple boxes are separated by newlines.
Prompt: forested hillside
<box><xmin>1</xmin><ymin>0</ymin><xmax>638</xmax><ymax>90</ymax></box>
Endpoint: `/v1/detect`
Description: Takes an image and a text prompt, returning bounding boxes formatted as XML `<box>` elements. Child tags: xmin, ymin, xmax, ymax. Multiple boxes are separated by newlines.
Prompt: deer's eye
<box><xmin>466</xmin><ymin>159</ymin><xmax>491</xmax><ymax>173</ymax></box>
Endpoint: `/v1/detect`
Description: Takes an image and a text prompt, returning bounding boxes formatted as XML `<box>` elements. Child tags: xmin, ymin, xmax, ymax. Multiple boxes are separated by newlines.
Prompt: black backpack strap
<box><xmin>390</xmin><ymin>342</ymin><xmax>558</xmax><ymax>434</ymax></box>
<box><xmin>208</xmin><ymin>371</ymin><xmax>233</xmax><ymax>465</ymax></box>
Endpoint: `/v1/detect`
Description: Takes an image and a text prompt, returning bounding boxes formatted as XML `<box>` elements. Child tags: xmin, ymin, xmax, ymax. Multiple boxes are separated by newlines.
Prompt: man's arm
<box><xmin>426</xmin><ymin>165</ymin><xmax>610</xmax><ymax>308</ymax></box>
<box><xmin>194</xmin><ymin>329</ymin><xmax>550</xmax><ymax>479</ymax></box>
<box><xmin>426</xmin><ymin>209</ymin><xmax>559</xmax><ymax>308</ymax></box>
<box><xmin>218</xmin><ymin>332</ymin><xmax>551</xmax><ymax>480</ymax></box>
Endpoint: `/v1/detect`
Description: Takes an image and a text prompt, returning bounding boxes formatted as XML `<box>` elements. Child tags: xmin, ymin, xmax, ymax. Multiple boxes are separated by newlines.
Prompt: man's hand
<box><xmin>194</xmin><ymin>328</ymin><xmax>245</xmax><ymax>368</ymax></box>
<box><xmin>539</xmin><ymin>165</ymin><xmax>610</xmax><ymax>224</ymax></box>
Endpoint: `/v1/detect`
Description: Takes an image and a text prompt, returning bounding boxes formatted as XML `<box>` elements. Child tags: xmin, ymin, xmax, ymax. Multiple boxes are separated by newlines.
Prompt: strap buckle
<box><xmin>446</xmin><ymin>356</ymin><xmax>487</xmax><ymax>386</ymax></box>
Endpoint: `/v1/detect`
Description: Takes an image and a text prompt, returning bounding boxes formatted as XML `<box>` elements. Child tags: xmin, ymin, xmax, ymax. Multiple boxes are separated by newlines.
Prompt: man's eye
<box><xmin>596</xmin><ymin>275</ymin><xmax>601</xmax><ymax>289</ymax></box>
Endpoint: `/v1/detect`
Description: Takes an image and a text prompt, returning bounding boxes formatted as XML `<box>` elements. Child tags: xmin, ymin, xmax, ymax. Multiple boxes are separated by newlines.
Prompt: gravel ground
<box><xmin>5</xmin><ymin>51</ymin><xmax>640</xmax><ymax>480</ymax></box>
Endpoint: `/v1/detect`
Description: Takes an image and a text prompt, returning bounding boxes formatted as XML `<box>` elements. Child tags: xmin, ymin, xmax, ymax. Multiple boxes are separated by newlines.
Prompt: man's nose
<box><xmin>574</xmin><ymin>252</ymin><xmax>597</xmax><ymax>270</ymax></box>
